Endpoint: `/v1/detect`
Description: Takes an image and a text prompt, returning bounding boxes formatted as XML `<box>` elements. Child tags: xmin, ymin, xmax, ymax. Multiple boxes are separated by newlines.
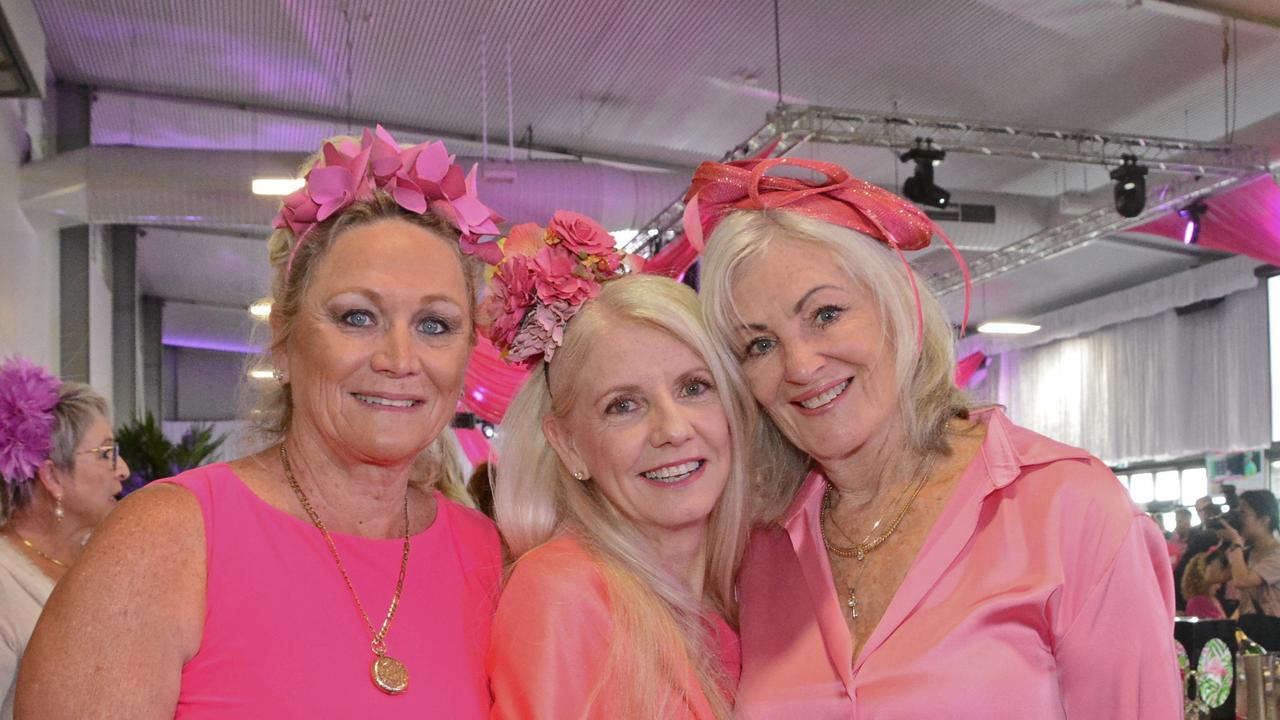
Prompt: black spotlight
<box><xmin>1179</xmin><ymin>200</ymin><xmax>1209</xmax><ymax>245</ymax></box>
<box><xmin>899</xmin><ymin>138</ymin><xmax>950</xmax><ymax>209</ymax></box>
<box><xmin>1109</xmin><ymin>154</ymin><xmax>1148</xmax><ymax>218</ymax></box>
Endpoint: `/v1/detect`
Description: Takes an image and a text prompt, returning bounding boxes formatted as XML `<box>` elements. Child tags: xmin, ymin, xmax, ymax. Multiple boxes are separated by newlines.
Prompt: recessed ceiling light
<box><xmin>252</xmin><ymin>178</ymin><xmax>305</xmax><ymax>196</ymax></box>
<box><xmin>977</xmin><ymin>321</ymin><xmax>1040</xmax><ymax>335</ymax></box>
<box><xmin>247</xmin><ymin>368</ymin><xmax>275</xmax><ymax>380</ymax></box>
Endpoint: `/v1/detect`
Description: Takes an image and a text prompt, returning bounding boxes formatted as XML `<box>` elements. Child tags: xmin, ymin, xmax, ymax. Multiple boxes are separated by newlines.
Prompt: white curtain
<box><xmin>978</xmin><ymin>284</ymin><xmax>1269</xmax><ymax>465</ymax></box>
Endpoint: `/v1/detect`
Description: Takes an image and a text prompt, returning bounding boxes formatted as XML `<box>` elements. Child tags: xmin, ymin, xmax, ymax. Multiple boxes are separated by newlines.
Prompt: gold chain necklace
<box><xmin>820</xmin><ymin>454</ymin><xmax>933</xmax><ymax>620</ymax></box>
<box><xmin>11</xmin><ymin>529</ymin><xmax>69</xmax><ymax>568</ymax></box>
<box><xmin>279</xmin><ymin>444</ymin><xmax>413</xmax><ymax>695</ymax></box>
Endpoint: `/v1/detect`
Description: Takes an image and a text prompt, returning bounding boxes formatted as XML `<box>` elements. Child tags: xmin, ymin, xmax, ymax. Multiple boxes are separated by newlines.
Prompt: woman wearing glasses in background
<box><xmin>0</xmin><ymin>357</ymin><xmax>130</xmax><ymax>720</ymax></box>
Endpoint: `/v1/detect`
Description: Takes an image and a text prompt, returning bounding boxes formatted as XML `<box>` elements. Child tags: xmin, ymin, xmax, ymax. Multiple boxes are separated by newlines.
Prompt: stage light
<box><xmin>1109</xmin><ymin>154</ymin><xmax>1148</xmax><ymax>218</ymax></box>
<box><xmin>899</xmin><ymin>138</ymin><xmax>950</xmax><ymax>209</ymax></box>
<box><xmin>480</xmin><ymin>422</ymin><xmax>496</xmax><ymax>439</ymax></box>
<box><xmin>247</xmin><ymin>368</ymin><xmax>275</xmax><ymax>380</ymax></box>
<box><xmin>977</xmin><ymin>321</ymin><xmax>1041</xmax><ymax>335</ymax></box>
<box><xmin>249</xmin><ymin>300</ymin><xmax>272</xmax><ymax>319</ymax></box>
<box><xmin>252</xmin><ymin>178</ymin><xmax>305</xmax><ymax>196</ymax></box>
<box><xmin>1179</xmin><ymin>200</ymin><xmax>1209</xmax><ymax>245</ymax></box>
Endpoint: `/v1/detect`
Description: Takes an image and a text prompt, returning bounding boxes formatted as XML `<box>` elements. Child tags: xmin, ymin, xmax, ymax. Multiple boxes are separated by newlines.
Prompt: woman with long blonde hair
<box><xmin>484</xmin><ymin>212</ymin><xmax>752</xmax><ymax>719</ymax></box>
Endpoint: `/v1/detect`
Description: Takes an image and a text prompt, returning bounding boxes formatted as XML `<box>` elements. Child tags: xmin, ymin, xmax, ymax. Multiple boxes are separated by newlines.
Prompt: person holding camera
<box><xmin>1218</xmin><ymin>490</ymin><xmax>1280</xmax><ymax>617</ymax></box>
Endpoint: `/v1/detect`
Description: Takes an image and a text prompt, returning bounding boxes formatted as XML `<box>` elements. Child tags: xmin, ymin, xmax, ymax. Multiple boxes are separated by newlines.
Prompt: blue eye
<box><xmin>814</xmin><ymin>305</ymin><xmax>844</xmax><ymax>326</ymax></box>
<box><xmin>606</xmin><ymin>398</ymin><xmax>638</xmax><ymax>415</ymax></box>
<box><xmin>418</xmin><ymin>317</ymin><xmax>449</xmax><ymax>335</ymax></box>
<box><xmin>744</xmin><ymin>337</ymin><xmax>775</xmax><ymax>359</ymax></box>
<box><xmin>681</xmin><ymin>378</ymin><xmax>713</xmax><ymax>397</ymax></box>
<box><xmin>341</xmin><ymin>310</ymin><xmax>374</xmax><ymax>327</ymax></box>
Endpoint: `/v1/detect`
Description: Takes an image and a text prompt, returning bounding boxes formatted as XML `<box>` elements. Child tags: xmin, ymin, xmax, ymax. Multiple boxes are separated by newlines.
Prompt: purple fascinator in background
<box><xmin>0</xmin><ymin>356</ymin><xmax>62</xmax><ymax>485</ymax></box>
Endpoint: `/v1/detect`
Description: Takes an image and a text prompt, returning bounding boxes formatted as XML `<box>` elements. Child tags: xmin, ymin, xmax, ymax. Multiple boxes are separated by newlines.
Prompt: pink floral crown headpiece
<box><xmin>480</xmin><ymin>211</ymin><xmax>636</xmax><ymax>368</ymax></box>
<box><xmin>273</xmin><ymin>125</ymin><xmax>505</xmax><ymax>274</ymax></box>
<box><xmin>0</xmin><ymin>356</ymin><xmax>62</xmax><ymax>486</ymax></box>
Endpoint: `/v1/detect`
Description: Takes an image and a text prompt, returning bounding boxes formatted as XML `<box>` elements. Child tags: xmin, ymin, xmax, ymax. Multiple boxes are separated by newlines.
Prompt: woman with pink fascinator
<box><xmin>20</xmin><ymin>128</ymin><xmax>504</xmax><ymax>718</ymax></box>
<box><xmin>691</xmin><ymin>158</ymin><xmax>1182</xmax><ymax>718</ymax></box>
<box><xmin>482</xmin><ymin>211</ymin><xmax>752</xmax><ymax>719</ymax></box>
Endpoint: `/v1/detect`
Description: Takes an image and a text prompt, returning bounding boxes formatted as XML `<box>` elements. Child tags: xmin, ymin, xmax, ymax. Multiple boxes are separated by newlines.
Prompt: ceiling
<box><xmin>24</xmin><ymin>0</ymin><xmax>1280</xmax><ymax>336</ymax></box>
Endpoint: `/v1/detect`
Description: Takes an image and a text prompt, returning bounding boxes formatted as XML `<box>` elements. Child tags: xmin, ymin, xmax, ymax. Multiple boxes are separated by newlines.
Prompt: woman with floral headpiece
<box><xmin>482</xmin><ymin>211</ymin><xmax>752</xmax><ymax>719</ymax></box>
<box><xmin>19</xmin><ymin>128</ymin><xmax>504</xmax><ymax>718</ymax></box>
<box><xmin>0</xmin><ymin>357</ymin><xmax>128</xmax><ymax>720</ymax></box>
<box><xmin>691</xmin><ymin>158</ymin><xmax>1182</xmax><ymax>718</ymax></box>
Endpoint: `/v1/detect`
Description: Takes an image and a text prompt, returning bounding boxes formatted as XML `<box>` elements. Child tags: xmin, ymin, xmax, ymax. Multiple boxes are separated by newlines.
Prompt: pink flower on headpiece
<box><xmin>548</xmin><ymin>211</ymin><xmax>616</xmax><ymax>259</ymax></box>
<box><xmin>0</xmin><ymin>356</ymin><xmax>61</xmax><ymax>485</ymax></box>
<box><xmin>480</xmin><ymin>210</ymin><xmax>633</xmax><ymax>367</ymax></box>
<box><xmin>273</xmin><ymin>126</ymin><xmax>504</xmax><ymax>274</ymax></box>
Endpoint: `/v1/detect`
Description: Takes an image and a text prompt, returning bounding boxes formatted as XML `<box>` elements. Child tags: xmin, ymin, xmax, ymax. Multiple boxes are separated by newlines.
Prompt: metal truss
<box><xmin>925</xmin><ymin>171</ymin><xmax>1255</xmax><ymax>296</ymax></box>
<box><xmin>622</xmin><ymin>103</ymin><xmax>1272</xmax><ymax>285</ymax></box>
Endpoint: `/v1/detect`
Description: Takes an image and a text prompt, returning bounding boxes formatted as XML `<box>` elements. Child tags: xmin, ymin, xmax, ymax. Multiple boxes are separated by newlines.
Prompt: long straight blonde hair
<box><xmin>495</xmin><ymin>274</ymin><xmax>752</xmax><ymax>719</ymax></box>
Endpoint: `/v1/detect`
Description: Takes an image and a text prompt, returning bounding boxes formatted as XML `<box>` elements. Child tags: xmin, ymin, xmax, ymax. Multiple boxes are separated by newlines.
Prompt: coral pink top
<box><xmin>488</xmin><ymin>534</ymin><xmax>740</xmax><ymax>719</ymax></box>
<box><xmin>735</xmin><ymin>408</ymin><xmax>1182</xmax><ymax>719</ymax></box>
<box><xmin>1184</xmin><ymin>595</ymin><xmax>1226</xmax><ymax>620</ymax></box>
<box><xmin>160</xmin><ymin>463</ymin><xmax>503</xmax><ymax>718</ymax></box>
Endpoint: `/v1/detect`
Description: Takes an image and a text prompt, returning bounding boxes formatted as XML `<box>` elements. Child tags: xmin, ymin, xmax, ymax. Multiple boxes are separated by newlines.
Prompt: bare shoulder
<box><xmin>16</xmin><ymin>482</ymin><xmax>207</xmax><ymax>718</ymax></box>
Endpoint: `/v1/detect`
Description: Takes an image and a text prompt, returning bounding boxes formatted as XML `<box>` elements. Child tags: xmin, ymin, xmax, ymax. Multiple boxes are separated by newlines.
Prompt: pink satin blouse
<box><xmin>735</xmin><ymin>408</ymin><xmax>1182</xmax><ymax>719</ymax></box>
<box><xmin>488</xmin><ymin>534</ymin><xmax>740</xmax><ymax>719</ymax></box>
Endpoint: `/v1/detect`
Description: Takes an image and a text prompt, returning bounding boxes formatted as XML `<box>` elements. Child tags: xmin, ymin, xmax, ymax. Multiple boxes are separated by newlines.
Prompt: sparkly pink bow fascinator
<box><xmin>681</xmin><ymin>156</ymin><xmax>971</xmax><ymax>345</ymax></box>
<box><xmin>0</xmin><ymin>356</ymin><xmax>62</xmax><ymax>486</ymax></box>
<box><xmin>480</xmin><ymin>210</ymin><xmax>636</xmax><ymax>368</ymax></box>
<box><xmin>272</xmin><ymin>125</ymin><xmax>505</xmax><ymax>272</ymax></box>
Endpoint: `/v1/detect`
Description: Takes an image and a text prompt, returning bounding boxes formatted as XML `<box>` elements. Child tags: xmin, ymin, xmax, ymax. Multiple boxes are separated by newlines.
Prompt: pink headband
<box><xmin>272</xmin><ymin>126</ymin><xmax>505</xmax><ymax>275</ymax></box>
<box><xmin>682</xmin><ymin>157</ymin><xmax>971</xmax><ymax>345</ymax></box>
<box><xmin>480</xmin><ymin>211</ymin><xmax>634</xmax><ymax>368</ymax></box>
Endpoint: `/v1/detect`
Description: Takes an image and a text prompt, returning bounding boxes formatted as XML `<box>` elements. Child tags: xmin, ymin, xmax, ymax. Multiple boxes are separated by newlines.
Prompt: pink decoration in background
<box><xmin>273</xmin><ymin>125</ymin><xmax>504</xmax><ymax>273</ymax></box>
<box><xmin>0</xmin><ymin>356</ymin><xmax>62</xmax><ymax>485</ymax></box>
<box><xmin>955</xmin><ymin>350</ymin><xmax>988</xmax><ymax>389</ymax></box>
<box><xmin>1132</xmin><ymin>176</ymin><xmax>1280</xmax><ymax>266</ymax></box>
<box><xmin>461</xmin><ymin>335</ymin><xmax>532</xmax><ymax>424</ymax></box>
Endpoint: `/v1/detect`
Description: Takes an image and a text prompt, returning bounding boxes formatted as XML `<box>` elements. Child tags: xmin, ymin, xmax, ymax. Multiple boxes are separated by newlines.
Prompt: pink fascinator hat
<box><xmin>681</xmin><ymin>156</ymin><xmax>971</xmax><ymax>344</ymax></box>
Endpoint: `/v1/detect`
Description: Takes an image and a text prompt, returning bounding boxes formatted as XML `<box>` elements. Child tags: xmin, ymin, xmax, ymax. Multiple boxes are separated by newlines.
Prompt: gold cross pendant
<box><xmin>847</xmin><ymin>588</ymin><xmax>860</xmax><ymax>619</ymax></box>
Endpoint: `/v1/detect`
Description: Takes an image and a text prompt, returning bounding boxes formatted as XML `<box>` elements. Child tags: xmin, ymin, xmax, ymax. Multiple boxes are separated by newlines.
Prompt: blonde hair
<box><xmin>699</xmin><ymin>209</ymin><xmax>973</xmax><ymax>520</ymax></box>
<box><xmin>495</xmin><ymin>274</ymin><xmax>752</xmax><ymax>719</ymax></box>
<box><xmin>248</xmin><ymin>138</ymin><xmax>482</xmax><ymax>500</ymax></box>
<box><xmin>1182</xmin><ymin>552</ymin><xmax>1222</xmax><ymax>599</ymax></box>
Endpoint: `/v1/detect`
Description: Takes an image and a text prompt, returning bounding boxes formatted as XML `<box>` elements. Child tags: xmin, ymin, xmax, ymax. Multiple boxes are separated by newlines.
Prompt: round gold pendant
<box><xmin>371</xmin><ymin>655</ymin><xmax>409</xmax><ymax>695</ymax></box>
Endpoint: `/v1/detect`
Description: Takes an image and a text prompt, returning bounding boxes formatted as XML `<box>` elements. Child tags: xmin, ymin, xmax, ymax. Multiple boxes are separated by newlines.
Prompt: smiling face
<box><xmin>275</xmin><ymin>217</ymin><xmax>474</xmax><ymax>465</ymax></box>
<box><xmin>60</xmin><ymin>413</ymin><xmax>130</xmax><ymax>526</ymax></box>
<box><xmin>544</xmin><ymin>320</ymin><xmax>732</xmax><ymax>540</ymax></box>
<box><xmin>729</xmin><ymin>236</ymin><xmax>901</xmax><ymax>464</ymax></box>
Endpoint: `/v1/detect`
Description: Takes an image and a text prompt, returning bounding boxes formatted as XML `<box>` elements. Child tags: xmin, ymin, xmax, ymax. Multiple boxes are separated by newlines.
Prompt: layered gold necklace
<box><xmin>279</xmin><ymin>444</ymin><xmax>413</xmax><ymax>695</ymax></box>
<box><xmin>820</xmin><ymin>453</ymin><xmax>933</xmax><ymax>620</ymax></box>
<box><xmin>11</xmin><ymin>528</ymin><xmax>69</xmax><ymax>568</ymax></box>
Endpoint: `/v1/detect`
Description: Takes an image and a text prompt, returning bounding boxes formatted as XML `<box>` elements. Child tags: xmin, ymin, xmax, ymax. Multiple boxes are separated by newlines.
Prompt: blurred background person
<box><xmin>0</xmin><ymin>357</ymin><xmax>129</xmax><ymax>720</ymax></box>
<box><xmin>1180</xmin><ymin>549</ymin><xmax>1229</xmax><ymax>619</ymax></box>
<box><xmin>1218</xmin><ymin>490</ymin><xmax>1280</xmax><ymax>617</ymax></box>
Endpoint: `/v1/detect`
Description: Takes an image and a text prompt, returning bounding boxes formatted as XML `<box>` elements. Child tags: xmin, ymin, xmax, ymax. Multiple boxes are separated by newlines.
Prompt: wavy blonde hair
<box><xmin>495</xmin><ymin>274</ymin><xmax>752</xmax><ymax>719</ymax></box>
<box><xmin>699</xmin><ymin>209</ymin><xmax>973</xmax><ymax>521</ymax></box>
<box><xmin>246</xmin><ymin>138</ymin><xmax>482</xmax><ymax>501</ymax></box>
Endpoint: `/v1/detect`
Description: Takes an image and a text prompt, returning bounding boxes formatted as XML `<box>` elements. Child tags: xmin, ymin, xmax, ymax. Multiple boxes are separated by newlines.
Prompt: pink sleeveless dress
<box><xmin>160</xmin><ymin>463</ymin><xmax>502</xmax><ymax>718</ymax></box>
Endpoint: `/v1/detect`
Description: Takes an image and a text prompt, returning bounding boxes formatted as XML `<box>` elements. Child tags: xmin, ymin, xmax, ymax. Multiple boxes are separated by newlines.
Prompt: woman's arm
<box><xmin>1226</xmin><ymin>544</ymin><xmax>1266</xmax><ymax>588</ymax></box>
<box><xmin>1056</xmin><ymin>513</ymin><xmax>1182</xmax><ymax>718</ymax></box>
<box><xmin>15</xmin><ymin>484</ymin><xmax>206</xmax><ymax>719</ymax></box>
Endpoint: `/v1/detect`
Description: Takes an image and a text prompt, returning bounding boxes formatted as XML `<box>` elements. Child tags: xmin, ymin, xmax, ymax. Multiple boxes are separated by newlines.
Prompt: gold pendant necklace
<box><xmin>11</xmin><ymin>529</ymin><xmax>69</xmax><ymax>568</ymax></box>
<box><xmin>820</xmin><ymin>453</ymin><xmax>933</xmax><ymax>621</ymax></box>
<box><xmin>280</xmin><ymin>444</ymin><xmax>412</xmax><ymax>695</ymax></box>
